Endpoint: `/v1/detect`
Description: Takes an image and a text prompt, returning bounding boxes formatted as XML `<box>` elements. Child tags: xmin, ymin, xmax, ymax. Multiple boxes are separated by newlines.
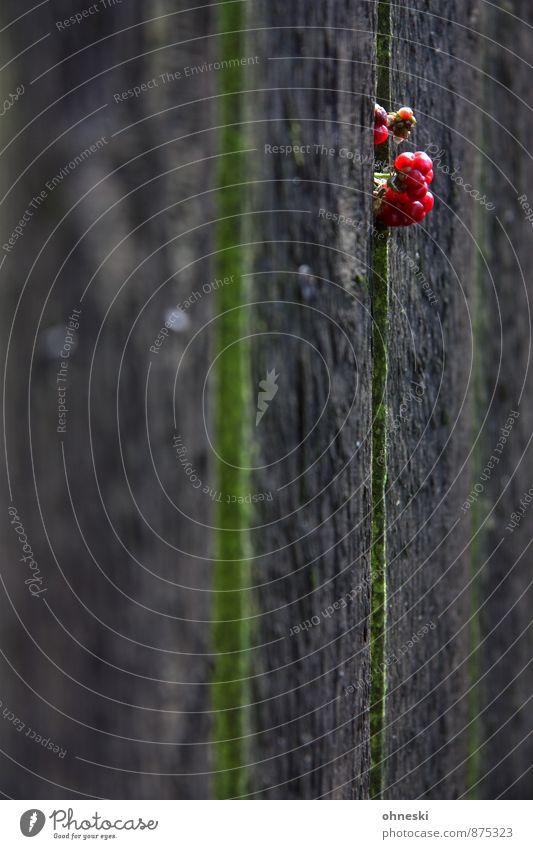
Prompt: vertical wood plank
<box><xmin>384</xmin><ymin>0</ymin><xmax>481</xmax><ymax>798</ymax></box>
<box><xmin>0</xmin><ymin>0</ymin><xmax>216</xmax><ymax>798</ymax></box>
<box><xmin>246</xmin><ymin>0</ymin><xmax>376</xmax><ymax>799</ymax></box>
<box><xmin>476</xmin><ymin>0</ymin><xmax>533</xmax><ymax>800</ymax></box>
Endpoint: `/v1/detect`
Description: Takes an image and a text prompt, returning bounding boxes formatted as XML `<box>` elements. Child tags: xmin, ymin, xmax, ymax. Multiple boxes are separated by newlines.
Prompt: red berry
<box><xmin>413</xmin><ymin>152</ymin><xmax>433</xmax><ymax>174</ymax></box>
<box><xmin>374</xmin><ymin>124</ymin><xmax>389</xmax><ymax>145</ymax></box>
<box><xmin>404</xmin><ymin>169</ymin><xmax>426</xmax><ymax>196</ymax></box>
<box><xmin>378</xmin><ymin>197</ymin><xmax>400</xmax><ymax>226</ymax></box>
<box><xmin>426</xmin><ymin>169</ymin><xmax>434</xmax><ymax>183</ymax></box>
<box><xmin>422</xmin><ymin>192</ymin><xmax>434</xmax><ymax>212</ymax></box>
<box><xmin>386</xmin><ymin>189</ymin><xmax>409</xmax><ymax>205</ymax></box>
<box><xmin>409</xmin><ymin>201</ymin><xmax>426</xmax><ymax>222</ymax></box>
<box><xmin>398</xmin><ymin>106</ymin><xmax>414</xmax><ymax>121</ymax></box>
<box><xmin>389</xmin><ymin>210</ymin><xmax>405</xmax><ymax>227</ymax></box>
<box><xmin>409</xmin><ymin>183</ymin><xmax>428</xmax><ymax>200</ymax></box>
<box><xmin>405</xmin><ymin>168</ymin><xmax>424</xmax><ymax>186</ymax></box>
<box><xmin>374</xmin><ymin>104</ymin><xmax>388</xmax><ymax>127</ymax></box>
<box><xmin>394</xmin><ymin>152</ymin><xmax>416</xmax><ymax>172</ymax></box>
<box><xmin>379</xmin><ymin>206</ymin><xmax>394</xmax><ymax>226</ymax></box>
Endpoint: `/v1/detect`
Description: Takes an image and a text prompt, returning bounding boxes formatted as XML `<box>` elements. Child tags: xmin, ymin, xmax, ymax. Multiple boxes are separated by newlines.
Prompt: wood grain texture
<box><xmin>384</xmin><ymin>0</ymin><xmax>481</xmax><ymax>798</ymax></box>
<box><xmin>0</xmin><ymin>0</ymin><xmax>216</xmax><ymax>799</ymax></box>
<box><xmin>246</xmin><ymin>0</ymin><xmax>376</xmax><ymax>799</ymax></box>
<box><xmin>1</xmin><ymin>0</ymin><xmax>532</xmax><ymax>803</ymax></box>
<box><xmin>476</xmin><ymin>0</ymin><xmax>533</xmax><ymax>800</ymax></box>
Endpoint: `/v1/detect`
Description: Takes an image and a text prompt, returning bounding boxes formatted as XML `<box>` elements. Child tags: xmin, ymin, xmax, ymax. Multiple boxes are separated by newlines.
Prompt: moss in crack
<box><xmin>464</xmin><ymin>245</ymin><xmax>487</xmax><ymax>798</ymax></box>
<box><xmin>376</xmin><ymin>0</ymin><xmax>392</xmax><ymax>113</ymax></box>
<box><xmin>211</xmin><ymin>0</ymin><xmax>251</xmax><ymax>800</ymax></box>
<box><xmin>466</xmin><ymin>503</ymin><xmax>481</xmax><ymax>799</ymax></box>
<box><xmin>288</xmin><ymin>119</ymin><xmax>305</xmax><ymax>167</ymax></box>
<box><xmin>466</xmin><ymin>152</ymin><xmax>488</xmax><ymax>802</ymax></box>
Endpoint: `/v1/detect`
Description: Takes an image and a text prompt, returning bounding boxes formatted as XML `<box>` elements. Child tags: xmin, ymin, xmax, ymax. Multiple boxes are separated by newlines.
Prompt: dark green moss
<box><xmin>376</xmin><ymin>0</ymin><xmax>392</xmax><ymax>113</ymax></box>
<box><xmin>466</xmin><ymin>527</ymin><xmax>481</xmax><ymax>799</ymax></box>
<box><xmin>211</xmin><ymin>0</ymin><xmax>251</xmax><ymax>800</ymax></box>
<box><xmin>465</xmin><ymin>154</ymin><xmax>488</xmax><ymax>802</ymax></box>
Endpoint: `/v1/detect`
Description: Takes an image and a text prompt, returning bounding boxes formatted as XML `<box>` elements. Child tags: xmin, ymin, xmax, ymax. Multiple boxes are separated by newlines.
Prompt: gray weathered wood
<box><xmin>384</xmin><ymin>0</ymin><xmax>481</xmax><ymax>798</ymax></box>
<box><xmin>476</xmin><ymin>0</ymin><xmax>533</xmax><ymax>800</ymax></box>
<box><xmin>0</xmin><ymin>0</ymin><xmax>215</xmax><ymax>798</ymax></box>
<box><xmin>1</xmin><ymin>0</ymin><xmax>532</xmax><ymax>803</ymax></box>
<box><xmin>246</xmin><ymin>0</ymin><xmax>376</xmax><ymax>799</ymax></box>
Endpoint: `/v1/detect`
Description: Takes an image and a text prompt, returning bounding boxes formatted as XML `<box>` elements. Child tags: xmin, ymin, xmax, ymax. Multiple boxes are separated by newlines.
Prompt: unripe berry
<box><xmin>398</xmin><ymin>106</ymin><xmax>414</xmax><ymax>121</ymax></box>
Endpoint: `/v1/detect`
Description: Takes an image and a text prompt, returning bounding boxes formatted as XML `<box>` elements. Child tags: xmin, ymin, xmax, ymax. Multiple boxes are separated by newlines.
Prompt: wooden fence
<box><xmin>0</xmin><ymin>0</ymin><xmax>531</xmax><ymax>800</ymax></box>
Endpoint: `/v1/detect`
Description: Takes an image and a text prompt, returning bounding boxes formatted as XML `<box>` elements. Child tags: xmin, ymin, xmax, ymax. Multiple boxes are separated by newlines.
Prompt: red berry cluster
<box><xmin>373</xmin><ymin>104</ymin><xmax>417</xmax><ymax>146</ymax></box>
<box><xmin>377</xmin><ymin>151</ymin><xmax>434</xmax><ymax>227</ymax></box>
<box><xmin>373</xmin><ymin>103</ymin><xmax>435</xmax><ymax>228</ymax></box>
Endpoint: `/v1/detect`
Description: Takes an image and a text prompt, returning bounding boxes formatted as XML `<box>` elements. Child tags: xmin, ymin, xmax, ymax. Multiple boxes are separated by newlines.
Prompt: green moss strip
<box><xmin>464</xmin><ymin>253</ymin><xmax>483</xmax><ymax>800</ymax></box>
<box><xmin>466</xmin><ymin>152</ymin><xmax>487</xmax><ymax>801</ymax></box>
<box><xmin>466</xmin><ymin>524</ymin><xmax>481</xmax><ymax>799</ymax></box>
<box><xmin>376</xmin><ymin>0</ymin><xmax>392</xmax><ymax>114</ymax></box>
<box><xmin>211</xmin><ymin>0</ymin><xmax>251</xmax><ymax>799</ymax></box>
<box><xmin>369</xmin><ymin>0</ymin><xmax>391</xmax><ymax>800</ymax></box>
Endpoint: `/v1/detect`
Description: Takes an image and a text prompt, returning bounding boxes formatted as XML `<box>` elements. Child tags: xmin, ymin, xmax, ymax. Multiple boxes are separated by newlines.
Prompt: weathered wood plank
<box><xmin>246</xmin><ymin>0</ymin><xmax>376</xmax><ymax>799</ymax></box>
<box><xmin>476</xmin><ymin>0</ymin><xmax>533</xmax><ymax>800</ymax></box>
<box><xmin>0</xmin><ymin>0</ymin><xmax>216</xmax><ymax>798</ymax></box>
<box><xmin>384</xmin><ymin>0</ymin><xmax>481</xmax><ymax>798</ymax></box>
